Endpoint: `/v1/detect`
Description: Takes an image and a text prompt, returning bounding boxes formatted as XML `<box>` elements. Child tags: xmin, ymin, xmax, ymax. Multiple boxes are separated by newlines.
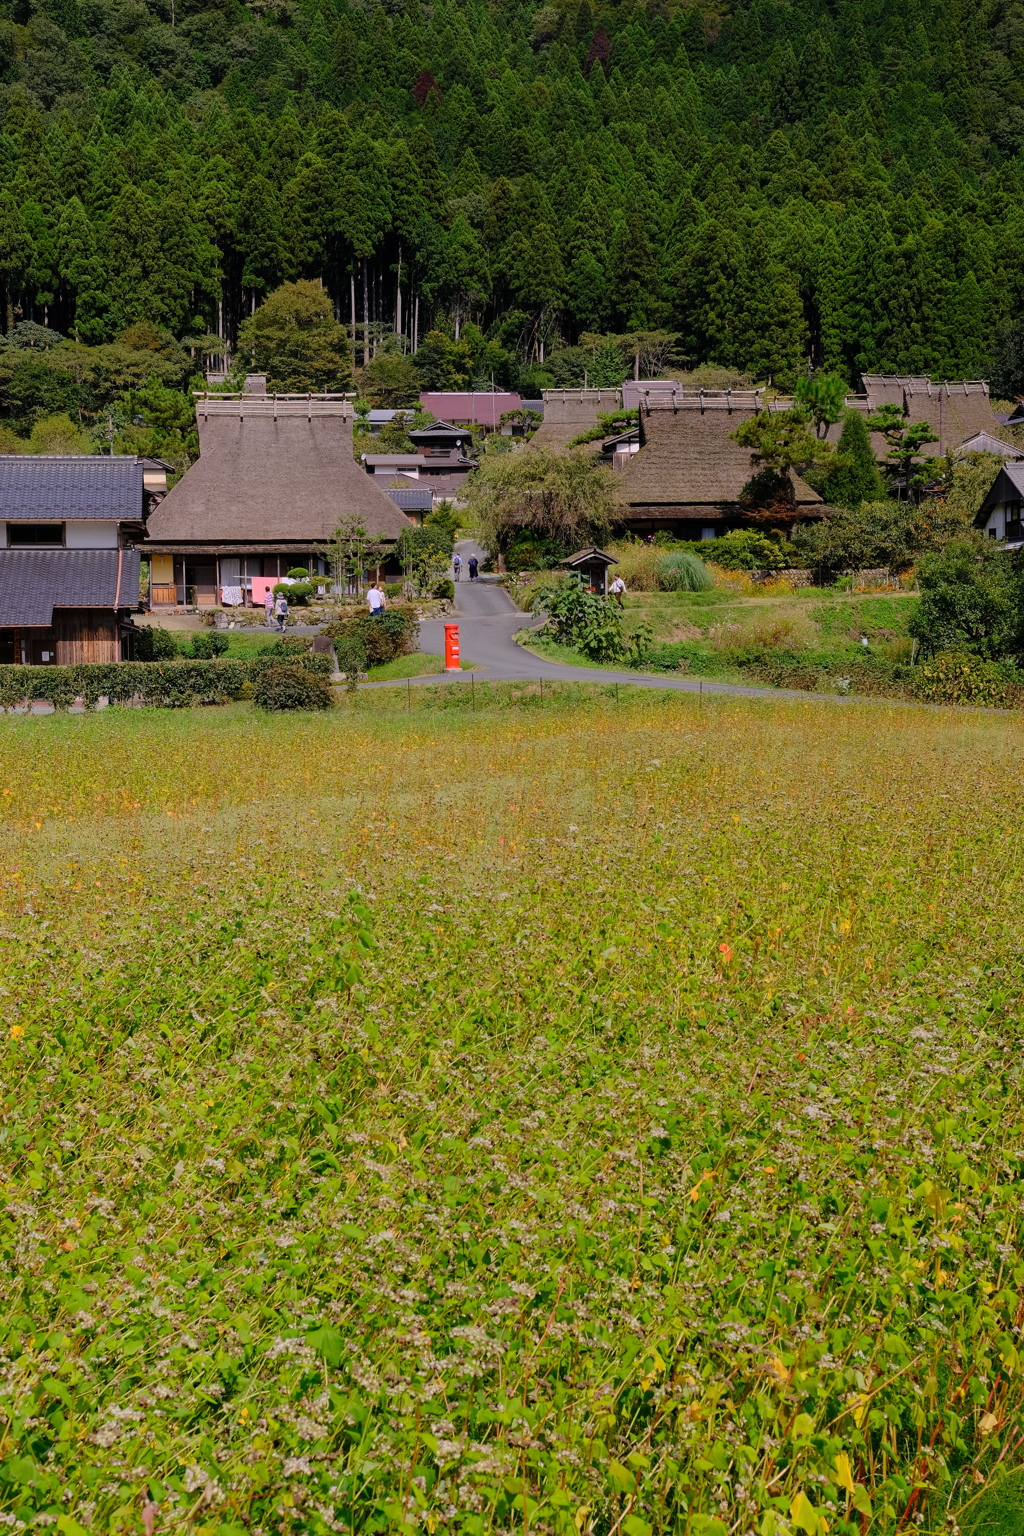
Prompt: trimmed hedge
<box><xmin>253</xmin><ymin>664</ymin><xmax>334</xmax><ymax>712</ymax></box>
<box><xmin>0</xmin><ymin>654</ymin><xmax>333</xmax><ymax>711</ymax></box>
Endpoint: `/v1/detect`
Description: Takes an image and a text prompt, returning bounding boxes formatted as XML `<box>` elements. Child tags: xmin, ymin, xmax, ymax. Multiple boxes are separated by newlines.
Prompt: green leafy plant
<box><xmin>700</xmin><ymin>531</ymin><xmax>788</xmax><ymax>572</ymax></box>
<box><xmin>333</xmin><ymin>635</ymin><xmax>367</xmax><ymax>691</ymax></box>
<box><xmin>182</xmin><ymin>630</ymin><xmax>229</xmax><ymax>659</ymax></box>
<box><xmin>252</xmin><ymin>662</ymin><xmax>334</xmax><ymax>711</ymax></box>
<box><xmin>133</xmin><ymin>625</ymin><xmax>179</xmax><ymax>661</ymax></box>
<box><xmin>432</xmin><ymin>577</ymin><xmax>455</xmax><ymax>601</ymax></box>
<box><xmin>325</xmin><ymin>607</ymin><xmax>419</xmax><ymax>667</ymax></box>
<box><xmin>534</xmin><ymin>578</ymin><xmax>625</xmax><ymax>661</ymax></box>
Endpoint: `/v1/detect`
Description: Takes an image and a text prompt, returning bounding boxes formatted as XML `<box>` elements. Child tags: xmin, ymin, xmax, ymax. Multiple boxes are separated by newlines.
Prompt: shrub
<box><xmin>605</xmin><ymin>542</ymin><xmax>660</xmax><ymax>591</ymax></box>
<box><xmin>325</xmin><ymin>606</ymin><xmax>419</xmax><ymax>666</ymax></box>
<box><xmin>273</xmin><ymin>580</ymin><xmax>315</xmax><ymax>604</ymax></box>
<box><xmin>183</xmin><ymin>631</ymin><xmax>229</xmax><ymax>659</ymax></box>
<box><xmin>333</xmin><ymin>636</ymin><xmax>367</xmax><ymax>691</ymax></box>
<box><xmin>703</xmin><ymin>530</ymin><xmax>788</xmax><ymax>571</ymax></box>
<box><xmin>384</xmin><ymin>582</ymin><xmax>404</xmax><ymax>598</ymax></box>
<box><xmin>533</xmin><ymin>579</ymin><xmax>624</xmax><ymax>661</ymax></box>
<box><xmin>656</xmin><ymin>550</ymin><xmax>714</xmax><ymax>591</ymax></box>
<box><xmin>433</xmin><ymin>577</ymin><xmax>455</xmax><ymax>601</ymax></box>
<box><xmin>909</xmin><ymin>538</ymin><xmax>1022</xmax><ymax>661</ymax></box>
<box><xmin>0</xmin><ymin>654</ymin><xmax>333</xmax><ymax>711</ymax></box>
<box><xmin>286</xmin><ymin>567</ymin><xmax>310</xmax><ymax>579</ymax></box>
<box><xmin>911</xmin><ymin>650</ymin><xmax>1024</xmax><ymax>707</ymax></box>
<box><xmin>134</xmin><ymin>625</ymin><xmax>179</xmax><ymax>661</ymax></box>
<box><xmin>253</xmin><ymin>664</ymin><xmax>334</xmax><ymax>711</ymax></box>
<box><xmin>262</xmin><ymin>636</ymin><xmax>313</xmax><ymax>657</ymax></box>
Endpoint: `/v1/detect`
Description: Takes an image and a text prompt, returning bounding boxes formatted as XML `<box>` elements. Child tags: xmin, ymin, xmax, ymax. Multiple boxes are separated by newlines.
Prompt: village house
<box><xmin>361</xmin><ymin>419</ymin><xmax>478</xmax><ymax>501</ymax></box>
<box><xmin>144</xmin><ymin>394</ymin><xmax>412</xmax><ymax>607</ymax></box>
<box><xmin>860</xmin><ymin>376</ymin><xmax>1000</xmax><ymax>454</ymax></box>
<box><xmin>974</xmin><ymin>463</ymin><xmax>1024</xmax><ymax>548</ymax></box>
<box><xmin>0</xmin><ymin>455</ymin><xmax>155</xmax><ymax>664</ymax></box>
<box><xmin>612</xmin><ymin>393</ymin><xmax>828</xmax><ymax>538</ymax></box>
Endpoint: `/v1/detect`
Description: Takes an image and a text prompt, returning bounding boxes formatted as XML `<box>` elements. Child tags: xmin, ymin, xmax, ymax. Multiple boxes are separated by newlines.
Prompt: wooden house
<box><xmin>974</xmin><ymin>463</ymin><xmax>1024</xmax><ymax>548</ymax></box>
<box><xmin>144</xmin><ymin>395</ymin><xmax>413</xmax><ymax>607</ymax></box>
<box><xmin>613</xmin><ymin>395</ymin><xmax>827</xmax><ymax>538</ymax></box>
<box><xmin>0</xmin><ymin>455</ymin><xmax>145</xmax><ymax>664</ymax></box>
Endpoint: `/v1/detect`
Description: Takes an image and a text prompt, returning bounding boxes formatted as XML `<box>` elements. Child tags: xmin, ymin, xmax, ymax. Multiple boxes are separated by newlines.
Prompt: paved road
<box><xmin>372</xmin><ymin>538</ymin><xmax>846</xmax><ymax>701</ymax></box>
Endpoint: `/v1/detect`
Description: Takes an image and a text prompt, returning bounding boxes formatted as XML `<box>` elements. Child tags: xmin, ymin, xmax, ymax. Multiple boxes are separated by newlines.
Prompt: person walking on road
<box><xmin>468</xmin><ymin>554</ymin><xmax>479</xmax><ymax>581</ymax></box>
<box><xmin>264</xmin><ymin>587</ymin><xmax>275</xmax><ymax>627</ymax></box>
<box><xmin>452</xmin><ymin>552</ymin><xmax>462</xmax><ymax>582</ymax></box>
<box><xmin>274</xmin><ymin>591</ymin><xmax>289</xmax><ymax>632</ymax></box>
<box><xmin>610</xmin><ymin>574</ymin><xmax>626</xmax><ymax>608</ymax></box>
<box><xmin>367</xmin><ymin>582</ymin><xmax>386</xmax><ymax>616</ymax></box>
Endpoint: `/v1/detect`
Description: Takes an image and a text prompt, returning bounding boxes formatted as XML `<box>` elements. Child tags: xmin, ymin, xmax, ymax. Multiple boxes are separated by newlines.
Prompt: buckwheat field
<box><xmin>2</xmin><ymin>687</ymin><xmax>1023</xmax><ymax>1536</ymax></box>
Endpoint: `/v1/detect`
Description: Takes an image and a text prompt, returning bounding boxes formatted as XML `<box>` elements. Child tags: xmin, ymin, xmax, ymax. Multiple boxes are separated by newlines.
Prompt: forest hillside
<box><xmin>0</xmin><ymin>0</ymin><xmax>1020</xmax><ymax>410</ymax></box>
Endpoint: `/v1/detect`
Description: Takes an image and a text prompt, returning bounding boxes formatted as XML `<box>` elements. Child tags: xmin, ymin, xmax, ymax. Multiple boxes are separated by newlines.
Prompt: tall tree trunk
<box><xmin>350</xmin><ymin>270</ymin><xmax>357</xmax><ymax>369</ymax></box>
<box><xmin>362</xmin><ymin>260</ymin><xmax>369</xmax><ymax>367</ymax></box>
<box><xmin>396</xmin><ymin>244</ymin><xmax>402</xmax><ymax>345</ymax></box>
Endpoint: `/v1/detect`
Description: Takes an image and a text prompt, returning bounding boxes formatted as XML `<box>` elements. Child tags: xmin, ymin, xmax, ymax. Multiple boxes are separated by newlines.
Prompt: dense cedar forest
<box><xmin>0</xmin><ymin>0</ymin><xmax>1021</xmax><ymax>397</ymax></box>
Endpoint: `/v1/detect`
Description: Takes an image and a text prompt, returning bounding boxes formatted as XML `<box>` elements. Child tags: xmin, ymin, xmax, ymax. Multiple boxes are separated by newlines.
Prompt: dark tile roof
<box><xmin>0</xmin><ymin>455</ymin><xmax>144</xmax><ymax>520</ymax></box>
<box><xmin>0</xmin><ymin>548</ymin><xmax>140</xmax><ymax>625</ymax></box>
<box><xmin>384</xmin><ymin>486</ymin><xmax>434</xmax><ymax>514</ymax></box>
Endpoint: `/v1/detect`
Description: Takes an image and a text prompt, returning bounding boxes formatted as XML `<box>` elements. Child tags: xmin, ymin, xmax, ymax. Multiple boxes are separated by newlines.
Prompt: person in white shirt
<box><xmin>367</xmin><ymin>583</ymin><xmax>385</xmax><ymax>615</ymax></box>
<box><xmin>452</xmin><ymin>552</ymin><xmax>462</xmax><ymax>581</ymax></box>
<box><xmin>609</xmin><ymin>575</ymin><xmax>626</xmax><ymax>608</ymax></box>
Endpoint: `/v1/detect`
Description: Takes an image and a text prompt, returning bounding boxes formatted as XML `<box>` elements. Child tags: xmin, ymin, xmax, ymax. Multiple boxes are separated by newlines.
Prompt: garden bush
<box><xmin>286</xmin><ymin>567</ymin><xmax>310</xmax><ymax>579</ymax></box>
<box><xmin>133</xmin><ymin>625</ymin><xmax>179</xmax><ymax>661</ymax></box>
<box><xmin>703</xmin><ymin>529</ymin><xmax>789</xmax><ymax>570</ymax></box>
<box><xmin>656</xmin><ymin>549</ymin><xmax>714</xmax><ymax>591</ymax></box>
<box><xmin>533</xmin><ymin>578</ymin><xmax>624</xmax><ymax>661</ymax></box>
<box><xmin>333</xmin><ymin>635</ymin><xmax>367</xmax><ymax>684</ymax></box>
<box><xmin>273</xmin><ymin>580</ymin><xmax>316</xmax><ymax>605</ymax></box>
<box><xmin>252</xmin><ymin>663</ymin><xmax>334</xmax><ymax>711</ymax></box>
<box><xmin>261</xmin><ymin>636</ymin><xmax>313</xmax><ymax>657</ymax></box>
<box><xmin>432</xmin><ymin>577</ymin><xmax>455</xmax><ymax>601</ymax></box>
<box><xmin>182</xmin><ymin>630</ymin><xmax>229</xmax><ymax>659</ymax></box>
<box><xmin>325</xmin><ymin>606</ymin><xmax>419</xmax><ymax>666</ymax></box>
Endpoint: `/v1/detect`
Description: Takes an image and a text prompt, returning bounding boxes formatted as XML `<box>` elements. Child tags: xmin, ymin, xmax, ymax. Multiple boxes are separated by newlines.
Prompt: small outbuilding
<box><xmin>974</xmin><ymin>462</ymin><xmax>1024</xmax><ymax>548</ymax></box>
<box><xmin>561</xmin><ymin>547</ymin><xmax>619</xmax><ymax>595</ymax></box>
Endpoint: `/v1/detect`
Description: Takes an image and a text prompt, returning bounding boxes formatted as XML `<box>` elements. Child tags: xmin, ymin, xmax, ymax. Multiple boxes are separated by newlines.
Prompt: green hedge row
<box><xmin>0</xmin><ymin>654</ymin><xmax>333</xmax><ymax>710</ymax></box>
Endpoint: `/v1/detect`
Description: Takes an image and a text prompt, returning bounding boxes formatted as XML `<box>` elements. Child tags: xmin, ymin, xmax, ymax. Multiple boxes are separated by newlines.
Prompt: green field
<box><xmin>2</xmin><ymin>689</ymin><xmax>1024</xmax><ymax>1535</ymax></box>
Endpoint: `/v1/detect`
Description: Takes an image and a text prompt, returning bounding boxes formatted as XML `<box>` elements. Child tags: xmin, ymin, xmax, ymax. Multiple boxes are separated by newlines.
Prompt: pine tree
<box><xmin>55</xmin><ymin>195</ymin><xmax>105</xmax><ymax>341</ymax></box>
<box><xmin>812</xmin><ymin>409</ymin><xmax>885</xmax><ymax>507</ymax></box>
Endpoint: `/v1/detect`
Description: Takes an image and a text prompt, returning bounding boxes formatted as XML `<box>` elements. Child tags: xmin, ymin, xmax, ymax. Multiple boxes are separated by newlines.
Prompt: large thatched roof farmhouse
<box><xmin>144</xmin><ymin>395</ymin><xmax>412</xmax><ymax>608</ymax></box>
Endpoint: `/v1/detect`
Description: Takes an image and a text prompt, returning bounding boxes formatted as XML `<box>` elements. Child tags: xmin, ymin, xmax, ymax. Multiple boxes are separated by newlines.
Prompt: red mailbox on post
<box><xmin>444</xmin><ymin>623</ymin><xmax>460</xmax><ymax>672</ymax></box>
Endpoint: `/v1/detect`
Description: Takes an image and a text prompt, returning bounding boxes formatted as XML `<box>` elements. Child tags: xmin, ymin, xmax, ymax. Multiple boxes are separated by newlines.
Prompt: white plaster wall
<box><xmin>65</xmin><ymin>521</ymin><xmax>119</xmax><ymax>548</ymax></box>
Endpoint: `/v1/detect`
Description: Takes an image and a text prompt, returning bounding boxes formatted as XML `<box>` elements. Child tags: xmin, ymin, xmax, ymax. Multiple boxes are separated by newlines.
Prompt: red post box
<box><xmin>444</xmin><ymin>623</ymin><xmax>460</xmax><ymax>672</ymax></box>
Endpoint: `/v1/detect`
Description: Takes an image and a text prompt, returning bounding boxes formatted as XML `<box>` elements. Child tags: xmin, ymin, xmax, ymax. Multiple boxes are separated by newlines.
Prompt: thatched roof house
<box><xmin>861</xmin><ymin>376</ymin><xmax>1000</xmax><ymax>453</ymax></box>
<box><xmin>613</xmin><ymin>398</ymin><xmax>825</xmax><ymax>537</ymax></box>
<box><xmin>144</xmin><ymin>395</ymin><xmax>412</xmax><ymax>608</ymax></box>
<box><xmin>530</xmin><ymin>389</ymin><xmax>622</xmax><ymax>453</ymax></box>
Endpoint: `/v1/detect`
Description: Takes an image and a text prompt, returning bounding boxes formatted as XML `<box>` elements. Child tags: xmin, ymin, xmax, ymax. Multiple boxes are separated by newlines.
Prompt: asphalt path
<box><xmin>370</xmin><ymin>538</ymin><xmax>844</xmax><ymax>702</ymax></box>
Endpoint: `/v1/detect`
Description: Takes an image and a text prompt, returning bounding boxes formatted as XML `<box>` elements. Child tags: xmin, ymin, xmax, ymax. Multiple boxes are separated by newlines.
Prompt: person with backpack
<box><xmin>274</xmin><ymin>591</ymin><xmax>289</xmax><ymax>632</ymax></box>
<box><xmin>468</xmin><ymin>554</ymin><xmax>479</xmax><ymax>581</ymax></box>
<box><xmin>452</xmin><ymin>552</ymin><xmax>462</xmax><ymax>582</ymax></box>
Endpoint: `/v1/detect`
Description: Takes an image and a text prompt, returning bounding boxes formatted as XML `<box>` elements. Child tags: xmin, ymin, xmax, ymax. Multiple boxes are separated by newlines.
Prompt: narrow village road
<box><xmin>386</xmin><ymin>538</ymin><xmax>845</xmax><ymax>702</ymax></box>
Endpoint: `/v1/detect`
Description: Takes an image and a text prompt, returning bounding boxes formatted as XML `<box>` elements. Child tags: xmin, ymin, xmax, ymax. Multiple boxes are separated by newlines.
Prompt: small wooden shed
<box><xmin>561</xmin><ymin>547</ymin><xmax>619</xmax><ymax>595</ymax></box>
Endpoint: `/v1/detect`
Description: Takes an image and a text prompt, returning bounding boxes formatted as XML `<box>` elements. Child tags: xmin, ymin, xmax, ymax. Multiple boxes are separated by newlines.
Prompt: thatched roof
<box><xmin>530</xmin><ymin>389</ymin><xmax>622</xmax><ymax>453</ymax></box>
<box><xmin>145</xmin><ymin>402</ymin><xmax>412</xmax><ymax>550</ymax></box>
<box><xmin>861</xmin><ymin>376</ymin><xmax>1000</xmax><ymax>452</ymax></box>
<box><xmin>614</xmin><ymin>407</ymin><xmax>823</xmax><ymax>514</ymax></box>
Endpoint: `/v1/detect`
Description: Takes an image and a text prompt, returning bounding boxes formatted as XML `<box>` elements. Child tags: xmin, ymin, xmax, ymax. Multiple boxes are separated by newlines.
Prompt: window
<box><xmin>701</xmin><ymin>527</ymin><xmax>717</xmax><ymax>540</ymax></box>
<box><xmin>7</xmin><ymin>523</ymin><xmax>64</xmax><ymax>546</ymax></box>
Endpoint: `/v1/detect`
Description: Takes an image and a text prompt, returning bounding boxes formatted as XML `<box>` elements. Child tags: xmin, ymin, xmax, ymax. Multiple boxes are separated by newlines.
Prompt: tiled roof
<box><xmin>384</xmin><ymin>486</ymin><xmax>433</xmax><ymax>513</ymax></box>
<box><xmin>0</xmin><ymin>455</ymin><xmax>144</xmax><ymax>521</ymax></box>
<box><xmin>0</xmin><ymin>548</ymin><xmax>140</xmax><ymax>625</ymax></box>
